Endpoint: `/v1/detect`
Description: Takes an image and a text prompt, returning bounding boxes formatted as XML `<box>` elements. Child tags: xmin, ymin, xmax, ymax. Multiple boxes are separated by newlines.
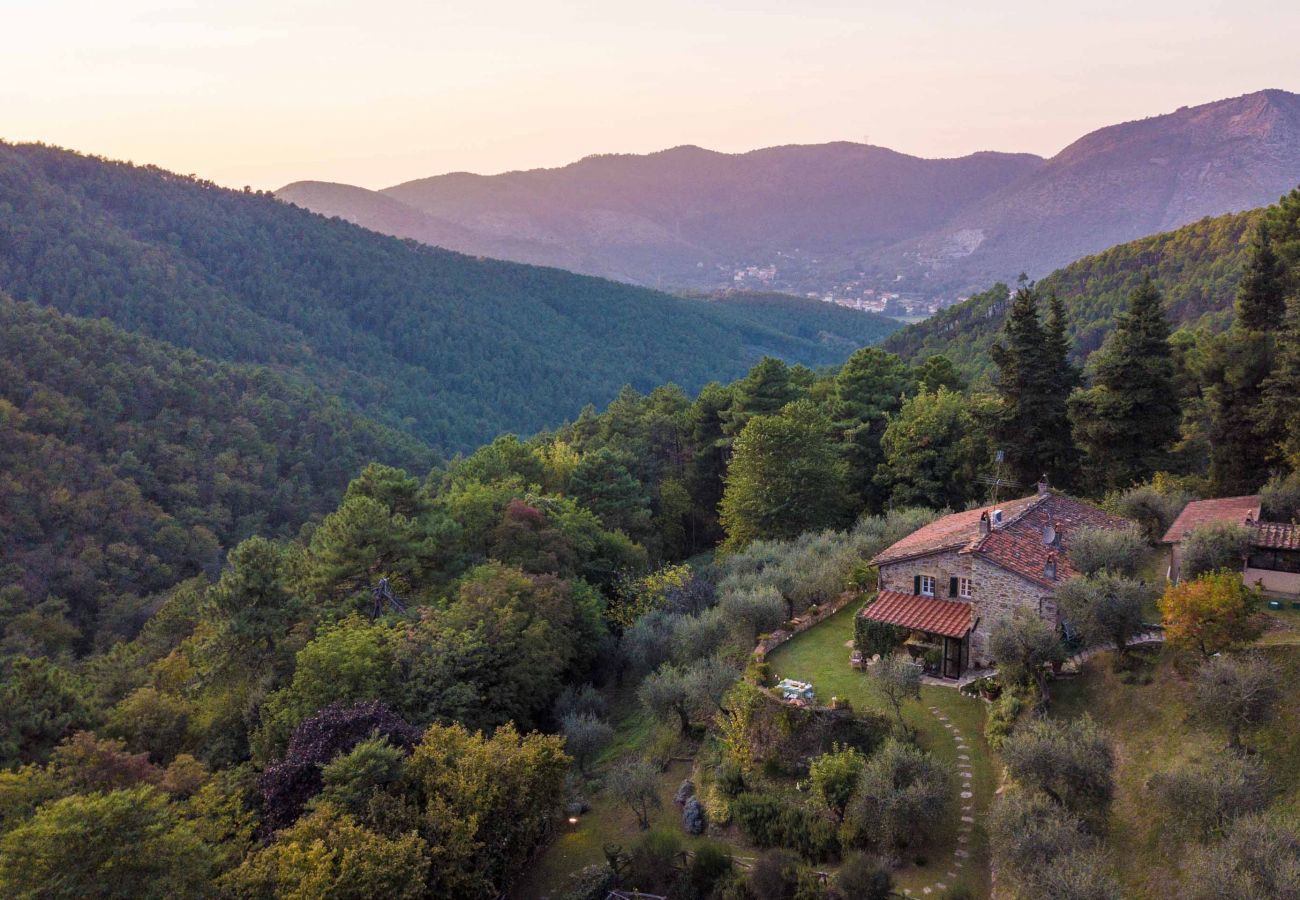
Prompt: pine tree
<box><xmin>1041</xmin><ymin>291</ymin><xmax>1083</xmax><ymax>488</ymax></box>
<box><xmin>832</xmin><ymin>347</ymin><xmax>914</xmax><ymax>513</ymax></box>
<box><xmin>720</xmin><ymin>356</ymin><xmax>799</xmax><ymax>440</ymax></box>
<box><xmin>1262</xmin><ymin>295</ymin><xmax>1300</xmax><ymax>470</ymax></box>
<box><xmin>1205</xmin><ymin>221</ymin><xmax>1287</xmax><ymax>492</ymax></box>
<box><xmin>1235</xmin><ymin>222</ymin><xmax>1287</xmax><ymax>331</ymax></box>
<box><xmin>1070</xmin><ymin>276</ymin><xmax>1180</xmax><ymax>492</ymax></box>
<box><xmin>990</xmin><ymin>284</ymin><xmax>1078</xmax><ymax>490</ymax></box>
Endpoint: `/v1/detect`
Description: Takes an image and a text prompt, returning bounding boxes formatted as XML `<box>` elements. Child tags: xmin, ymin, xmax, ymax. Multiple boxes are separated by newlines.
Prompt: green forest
<box><xmin>0</xmin><ymin>142</ymin><xmax>896</xmax><ymax>453</ymax></box>
<box><xmin>3</xmin><ymin>150</ymin><xmax>1300</xmax><ymax>898</ymax></box>
<box><xmin>884</xmin><ymin>206</ymin><xmax>1263</xmax><ymax>375</ymax></box>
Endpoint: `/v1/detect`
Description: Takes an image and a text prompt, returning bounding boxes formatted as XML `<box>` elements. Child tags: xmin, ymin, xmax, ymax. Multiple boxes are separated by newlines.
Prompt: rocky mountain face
<box><xmin>278</xmin><ymin>90</ymin><xmax>1300</xmax><ymax>298</ymax></box>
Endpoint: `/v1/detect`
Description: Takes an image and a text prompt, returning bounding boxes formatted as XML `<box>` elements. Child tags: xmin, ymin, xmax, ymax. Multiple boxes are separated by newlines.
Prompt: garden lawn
<box><xmin>765</xmin><ymin>601</ymin><xmax>995</xmax><ymax>899</ymax></box>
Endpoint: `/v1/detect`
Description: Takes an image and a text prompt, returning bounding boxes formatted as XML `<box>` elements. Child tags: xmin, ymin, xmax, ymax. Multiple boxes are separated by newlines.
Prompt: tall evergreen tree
<box><xmin>1235</xmin><ymin>222</ymin><xmax>1288</xmax><ymax>331</ymax></box>
<box><xmin>1069</xmin><ymin>276</ymin><xmax>1180</xmax><ymax>492</ymax></box>
<box><xmin>1262</xmin><ymin>295</ymin><xmax>1300</xmax><ymax>471</ymax></box>
<box><xmin>832</xmin><ymin>347</ymin><xmax>914</xmax><ymax>514</ymax></box>
<box><xmin>990</xmin><ymin>284</ymin><xmax>1078</xmax><ymax>490</ymax></box>
<box><xmin>1205</xmin><ymin>221</ymin><xmax>1288</xmax><ymax>492</ymax></box>
<box><xmin>719</xmin><ymin>356</ymin><xmax>800</xmax><ymax>440</ymax></box>
<box><xmin>1041</xmin><ymin>291</ymin><xmax>1083</xmax><ymax>487</ymax></box>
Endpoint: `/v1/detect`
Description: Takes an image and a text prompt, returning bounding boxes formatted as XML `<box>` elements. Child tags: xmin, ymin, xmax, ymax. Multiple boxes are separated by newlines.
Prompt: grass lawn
<box><xmin>765</xmin><ymin>601</ymin><xmax>995</xmax><ymax>899</ymax></box>
<box><xmin>1052</xmin><ymin>625</ymin><xmax>1300</xmax><ymax>897</ymax></box>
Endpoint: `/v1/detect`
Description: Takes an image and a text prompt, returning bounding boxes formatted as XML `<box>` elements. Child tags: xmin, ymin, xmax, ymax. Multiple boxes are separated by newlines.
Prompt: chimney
<box><xmin>979</xmin><ymin>511</ymin><xmax>991</xmax><ymax>537</ymax></box>
<box><xmin>1037</xmin><ymin>475</ymin><xmax>1050</xmax><ymax>496</ymax></box>
<box><xmin>1044</xmin><ymin>551</ymin><xmax>1058</xmax><ymax>581</ymax></box>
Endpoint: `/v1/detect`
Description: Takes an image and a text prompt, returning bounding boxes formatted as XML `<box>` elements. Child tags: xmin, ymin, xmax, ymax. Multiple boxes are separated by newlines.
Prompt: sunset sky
<box><xmin>4</xmin><ymin>0</ymin><xmax>1299</xmax><ymax>190</ymax></box>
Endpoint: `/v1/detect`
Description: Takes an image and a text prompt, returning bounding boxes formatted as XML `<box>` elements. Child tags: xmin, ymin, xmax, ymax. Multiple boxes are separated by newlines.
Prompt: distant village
<box><xmin>726</xmin><ymin>258</ymin><xmax>961</xmax><ymax>320</ymax></box>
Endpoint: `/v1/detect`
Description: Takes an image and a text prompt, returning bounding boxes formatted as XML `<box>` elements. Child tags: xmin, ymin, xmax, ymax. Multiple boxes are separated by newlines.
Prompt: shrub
<box><xmin>988</xmin><ymin>792</ymin><xmax>1120</xmax><ymax>898</ymax></box>
<box><xmin>833</xmin><ymin>852</ymin><xmax>893</xmax><ymax>900</ymax></box>
<box><xmin>1068</xmin><ymin>525</ymin><xmax>1147</xmax><ymax>577</ymax></box>
<box><xmin>984</xmin><ymin>683</ymin><xmax>1030</xmax><ymax>750</ymax></box>
<box><xmin>809</xmin><ymin>744</ymin><xmax>866</xmax><ymax>823</ymax></box>
<box><xmin>626</xmin><ymin>828</ymin><xmax>682</xmax><ymax>893</ymax></box>
<box><xmin>732</xmin><ymin>793</ymin><xmax>838</xmax><ymax>861</ymax></box>
<box><xmin>719</xmin><ymin>586</ymin><xmax>789</xmax><ymax>647</ymax></box>
<box><xmin>682</xmin><ymin>797</ymin><xmax>706</xmax><ymax>835</ymax></box>
<box><xmin>682</xmin><ymin>842</ymin><xmax>733</xmax><ymax>899</ymax></box>
<box><xmin>854</xmin><ymin>608</ymin><xmax>907</xmax><ymax>658</ymax></box>
<box><xmin>1260</xmin><ymin>471</ymin><xmax>1300</xmax><ymax>523</ymax></box>
<box><xmin>560</xmin><ymin>863</ymin><xmax>616</xmax><ymax>900</ymax></box>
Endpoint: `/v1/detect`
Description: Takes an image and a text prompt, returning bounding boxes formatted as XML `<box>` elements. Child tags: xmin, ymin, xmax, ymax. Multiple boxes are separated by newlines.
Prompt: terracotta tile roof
<box><xmin>1251</xmin><ymin>521</ymin><xmax>1300</xmax><ymax>550</ymax></box>
<box><xmin>861</xmin><ymin>590</ymin><xmax>973</xmax><ymax>638</ymax></box>
<box><xmin>1161</xmin><ymin>496</ymin><xmax>1261</xmax><ymax>544</ymax></box>
<box><xmin>967</xmin><ymin>493</ymin><xmax>1130</xmax><ymax>588</ymax></box>
<box><xmin>870</xmin><ymin>490</ymin><xmax>1130</xmax><ymax>588</ymax></box>
<box><xmin>869</xmin><ymin>493</ymin><xmax>1041</xmax><ymax>566</ymax></box>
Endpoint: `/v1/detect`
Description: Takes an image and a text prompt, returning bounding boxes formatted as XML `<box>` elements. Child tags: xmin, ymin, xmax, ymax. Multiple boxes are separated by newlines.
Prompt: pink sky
<box><xmin>3</xmin><ymin>0</ymin><xmax>1298</xmax><ymax>190</ymax></box>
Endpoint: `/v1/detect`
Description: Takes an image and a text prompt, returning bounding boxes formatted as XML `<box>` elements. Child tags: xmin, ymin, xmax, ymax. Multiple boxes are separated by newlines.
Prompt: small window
<box><xmin>958</xmin><ymin>577</ymin><xmax>972</xmax><ymax>599</ymax></box>
<box><xmin>919</xmin><ymin>575</ymin><xmax>935</xmax><ymax>597</ymax></box>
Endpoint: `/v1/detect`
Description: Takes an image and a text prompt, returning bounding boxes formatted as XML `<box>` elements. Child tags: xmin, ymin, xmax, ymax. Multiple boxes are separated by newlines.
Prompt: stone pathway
<box><xmin>899</xmin><ymin>706</ymin><xmax>978</xmax><ymax>898</ymax></box>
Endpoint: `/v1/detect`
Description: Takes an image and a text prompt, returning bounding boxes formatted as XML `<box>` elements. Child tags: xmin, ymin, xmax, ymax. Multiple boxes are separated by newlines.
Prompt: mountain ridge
<box><xmin>278</xmin><ymin>90</ymin><xmax>1300</xmax><ymax>298</ymax></box>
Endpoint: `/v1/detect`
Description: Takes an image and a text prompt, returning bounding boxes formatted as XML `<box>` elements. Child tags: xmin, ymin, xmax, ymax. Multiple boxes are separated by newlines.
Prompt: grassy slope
<box><xmin>1052</xmin><ymin>614</ymin><xmax>1300</xmax><ymax>897</ymax></box>
<box><xmin>766</xmin><ymin>602</ymin><xmax>995</xmax><ymax>898</ymax></box>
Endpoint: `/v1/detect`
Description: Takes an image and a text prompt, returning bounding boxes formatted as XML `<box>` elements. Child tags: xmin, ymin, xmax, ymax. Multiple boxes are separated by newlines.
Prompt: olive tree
<box><xmin>1001</xmin><ymin>715</ymin><xmax>1114</xmax><ymax>817</ymax></box>
<box><xmin>1055</xmin><ymin>573</ymin><xmax>1150</xmax><ymax>656</ymax></box>
<box><xmin>869</xmin><ymin>654</ymin><xmax>922</xmax><ymax>734</ymax></box>
<box><xmin>989</xmin><ymin>609</ymin><xmax>1067</xmax><ymax>704</ymax></box>
<box><xmin>1191</xmin><ymin>653</ymin><xmax>1281</xmax><ymax>752</ymax></box>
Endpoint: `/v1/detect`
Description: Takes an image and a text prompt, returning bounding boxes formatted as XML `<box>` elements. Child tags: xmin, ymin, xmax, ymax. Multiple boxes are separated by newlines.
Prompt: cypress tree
<box><xmin>1070</xmin><ymin>276</ymin><xmax>1180</xmax><ymax>492</ymax></box>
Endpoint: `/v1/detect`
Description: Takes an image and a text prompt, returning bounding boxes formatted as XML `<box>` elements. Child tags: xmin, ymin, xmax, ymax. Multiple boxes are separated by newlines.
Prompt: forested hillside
<box><xmin>0</xmin><ymin>142</ymin><xmax>894</xmax><ymax>452</ymax></box>
<box><xmin>0</xmin><ymin>298</ymin><xmax>434</xmax><ymax>654</ymax></box>
<box><xmin>883</xmin><ymin>207</ymin><xmax>1262</xmax><ymax>375</ymax></box>
<box><xmin>5</xmin><ymin>186</ymin><xmax>1300</xmax><ymax>899</ymax></box>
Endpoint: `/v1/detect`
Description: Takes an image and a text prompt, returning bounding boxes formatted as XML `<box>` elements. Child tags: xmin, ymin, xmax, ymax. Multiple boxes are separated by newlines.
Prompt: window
<box><xmin>958</xmin><ymin>577</ymin><xmax>972</xmax><ymax>599</ymax></box>
<box><xmin>919</xmin><ymin>575</ymin><xmax>935</xmax><ymax>597</ymax></box>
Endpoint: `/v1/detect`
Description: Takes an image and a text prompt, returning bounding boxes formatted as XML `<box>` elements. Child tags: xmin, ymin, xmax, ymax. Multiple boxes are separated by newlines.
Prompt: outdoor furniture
<box><xmin>776</xmin><ymin>678</ymin><xmax>815</xmax><ymax>704</ymax></box>
<box><xmin>849</xmin><ymin>650</ymin><xmax>864</xmax><ymax>670</ymax></box>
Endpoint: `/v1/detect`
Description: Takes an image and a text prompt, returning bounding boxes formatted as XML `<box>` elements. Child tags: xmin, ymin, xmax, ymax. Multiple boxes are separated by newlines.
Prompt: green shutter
<box><xmin>950</xmin><ymin>577</ymin><xmax>959</xmax><ymax>597</ymax></box>
<box><xmin>913</xmin><ymin>575</ymin><xmax>921</xmax><ymax>595</ymax></box>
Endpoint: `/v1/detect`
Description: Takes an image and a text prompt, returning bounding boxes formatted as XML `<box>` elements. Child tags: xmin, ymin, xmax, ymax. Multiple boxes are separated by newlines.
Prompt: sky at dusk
<box><xmin>4</xmin><ymin>0</ymin><xmax>1300</xmax><ymax>190</ymax></box>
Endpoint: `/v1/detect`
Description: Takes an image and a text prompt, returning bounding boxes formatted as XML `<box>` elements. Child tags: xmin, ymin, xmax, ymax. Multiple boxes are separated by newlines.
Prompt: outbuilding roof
<box><xmin>1251</xmin><ymin>521</ymin><xmax>1300</xmax><ymax>551</ymax></box>
<box><xmin>860</xmin><ymin>590</ymin><xmax>973</xmax><ymax>639</ymax></box>
<box><xmin>1161</xmin><ymin>495</ymin><xmax>1262</xmax><ymax>544</ymax></box>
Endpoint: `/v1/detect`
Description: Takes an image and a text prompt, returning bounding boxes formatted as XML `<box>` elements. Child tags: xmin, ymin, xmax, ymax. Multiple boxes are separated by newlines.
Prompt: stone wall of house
<box><xmin>878</xmin><ymin>549</ymin><xmax>972</xmax><ymax>600</ymax></box>
<box><xmin>968</xmin><ymin>556</ymin><xmax>1056</xmax><ymax>665</ymax></box>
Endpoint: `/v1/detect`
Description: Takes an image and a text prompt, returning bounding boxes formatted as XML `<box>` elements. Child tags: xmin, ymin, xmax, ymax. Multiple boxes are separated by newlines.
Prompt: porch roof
<box><xmin>861</xmin><ymin>590</ymin><xmax>973</xmax><ymax>639</ymax></box>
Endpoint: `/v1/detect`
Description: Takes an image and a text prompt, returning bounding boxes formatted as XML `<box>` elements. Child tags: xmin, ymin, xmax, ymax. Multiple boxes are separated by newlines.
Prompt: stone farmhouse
<box><xmin>863</xmin><ymin>480</ymin><xmax>1130</xmax><ymax>678</ymax></box>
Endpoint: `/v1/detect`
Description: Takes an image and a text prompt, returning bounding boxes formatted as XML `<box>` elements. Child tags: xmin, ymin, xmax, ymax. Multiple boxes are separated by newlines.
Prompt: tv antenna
<box><xmin>976</xmin><ymin>449</ymin><xmax>1017</xmax><ymax>504</ymax></box>
<box><xmin>368</xmin><ymin>577</ymin><xmax>407</xmax><ymax>620</ymax></box>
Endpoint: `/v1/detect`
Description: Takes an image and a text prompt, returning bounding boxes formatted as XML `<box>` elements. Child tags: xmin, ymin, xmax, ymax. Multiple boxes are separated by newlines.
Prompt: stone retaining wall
<box><xmin>751</xmin><ymin>589</ymin><xmax>860</xmax><ymax>659</ymax></box>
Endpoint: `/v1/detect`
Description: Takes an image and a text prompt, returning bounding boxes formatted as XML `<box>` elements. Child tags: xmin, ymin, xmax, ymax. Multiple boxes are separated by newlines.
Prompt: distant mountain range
<box><xmin>0</xmin><ymin>142</ymin><xmax>896</xmax><ymax>453</ymax></box>
<box><xmin>279</xmin><ymin>90</ymin><xmax>1300</xmax><ymax>298</ymax></box>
